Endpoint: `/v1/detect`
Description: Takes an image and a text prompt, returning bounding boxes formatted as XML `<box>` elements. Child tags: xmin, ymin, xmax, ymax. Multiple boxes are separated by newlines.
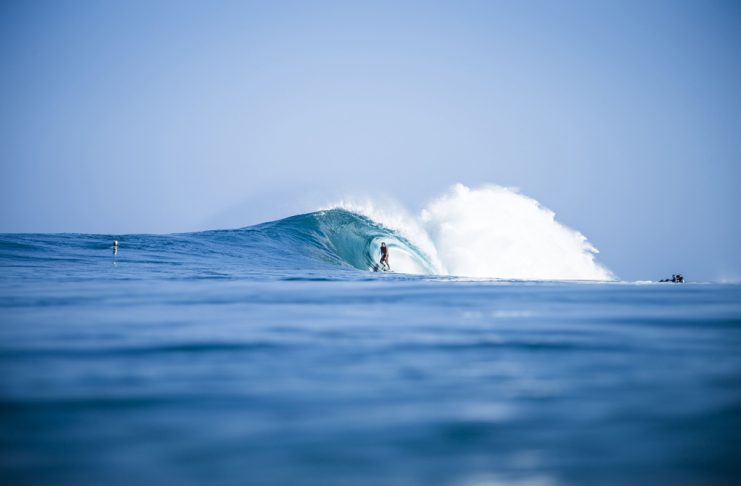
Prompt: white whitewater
<box><xmin>330</xmin><ymin>184</ymin><xmax>614</xmax><ymax>281</ymax></box>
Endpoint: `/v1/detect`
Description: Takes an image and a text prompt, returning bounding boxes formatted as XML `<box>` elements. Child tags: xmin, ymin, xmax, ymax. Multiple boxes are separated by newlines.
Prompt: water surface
<box><xmin>1</xmin><ymin>228</ymin><xmax>739</xmax><ymax>485</ymax></box>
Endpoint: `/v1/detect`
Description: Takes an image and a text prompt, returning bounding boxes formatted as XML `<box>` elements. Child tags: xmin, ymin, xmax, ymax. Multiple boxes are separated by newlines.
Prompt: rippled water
<box><xmin>1</xmin><ymin>233</ymin><xmax>740</xmax><ymax>485</ymax></box>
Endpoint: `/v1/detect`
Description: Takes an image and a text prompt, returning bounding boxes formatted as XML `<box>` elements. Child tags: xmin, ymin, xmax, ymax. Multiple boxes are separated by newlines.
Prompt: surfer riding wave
<box><xmin>379</xmin><ymin>242</ymin><xmax>390</xmax><ymax>271</ymax></box>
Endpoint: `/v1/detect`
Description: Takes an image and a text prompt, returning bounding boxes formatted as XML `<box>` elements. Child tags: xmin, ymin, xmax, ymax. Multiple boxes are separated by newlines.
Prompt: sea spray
<box><xmin>421</xmin><ymin>184</ymin><xmax>613</xmax><ymax>280</ymax></box>
<box><xmin>329</xmin><ymin>184</ymin><xmax>613</xmax><ymax>280</ymax></box>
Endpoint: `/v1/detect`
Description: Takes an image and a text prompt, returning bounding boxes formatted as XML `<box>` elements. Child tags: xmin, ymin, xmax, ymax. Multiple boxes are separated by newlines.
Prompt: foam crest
<box><xmin>421</xmin><ymin>184</ymin><xmax>613</xmax><ymax>280</ymax></box>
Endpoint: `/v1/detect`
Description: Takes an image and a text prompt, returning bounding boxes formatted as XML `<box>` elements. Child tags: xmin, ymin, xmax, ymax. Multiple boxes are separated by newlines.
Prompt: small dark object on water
<box><xmin>660</xmin><ymin>274</ymin><xmax>684</xmax><ymax>283</ymax></box>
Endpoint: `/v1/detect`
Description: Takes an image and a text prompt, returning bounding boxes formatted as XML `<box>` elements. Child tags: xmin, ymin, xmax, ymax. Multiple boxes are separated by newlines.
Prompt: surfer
<box><xmin>380</xmin><ymin>242</ymin><xmax>390</xmax><ymax>271</ymax></box>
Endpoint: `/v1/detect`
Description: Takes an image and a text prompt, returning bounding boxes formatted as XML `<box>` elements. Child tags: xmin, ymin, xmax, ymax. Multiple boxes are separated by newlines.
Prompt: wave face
<box><xmin>0</xmin><ymin>184</ymin><xmax>613</xmax><ymax>281</ymax></box>
<box><xmin>266</xmin><ymin>209</ymin><xmax>440</xmax><ymax>275</ymax></box>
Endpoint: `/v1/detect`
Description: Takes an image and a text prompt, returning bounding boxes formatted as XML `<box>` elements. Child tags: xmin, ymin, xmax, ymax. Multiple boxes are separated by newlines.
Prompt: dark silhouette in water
<box><xmin>372</xmin><ymin>243</ymin><xmax>391</xmax><ymax>272</ymax></box>
<box><xmin>660</xmin><ymin>274</ymin><xmax>684</xmax><ymax>283</ymax></box>
<box><xmin>379</xmin><ymin>242</ymin><xmax>390</xmax><ymax>271</ymax></box>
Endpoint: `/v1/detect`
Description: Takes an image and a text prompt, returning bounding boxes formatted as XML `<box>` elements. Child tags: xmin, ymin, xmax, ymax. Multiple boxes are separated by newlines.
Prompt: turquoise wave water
<box><xmin>0</xmin><ymin>209</ymin><xmax>436</xmax><ymax>280</ymax></box>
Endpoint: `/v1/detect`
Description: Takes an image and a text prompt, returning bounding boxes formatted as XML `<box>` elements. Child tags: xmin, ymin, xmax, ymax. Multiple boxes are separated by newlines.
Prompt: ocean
<box><xmin>1</xmin><ymin>207</ymin><xmax>740</xmax><ymax>485</ymax></box>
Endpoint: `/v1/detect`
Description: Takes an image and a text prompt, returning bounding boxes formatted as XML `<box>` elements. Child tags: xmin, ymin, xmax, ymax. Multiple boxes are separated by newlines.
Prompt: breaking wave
<box><xmin>0</xmin><ymin>184</ymin><xmax>613</xmax><ymax>281</ymax></box>
<box><xmin>327</xmin><ymin>184</ymin><xmax>613</xmax><ymax>280</ymax></box>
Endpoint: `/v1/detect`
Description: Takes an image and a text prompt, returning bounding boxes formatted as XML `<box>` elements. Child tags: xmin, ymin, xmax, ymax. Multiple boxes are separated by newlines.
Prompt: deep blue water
<box><xmin>1</xmin><ymin>213</ymin><xmax>740</xmax><ymax>485</ymax></box>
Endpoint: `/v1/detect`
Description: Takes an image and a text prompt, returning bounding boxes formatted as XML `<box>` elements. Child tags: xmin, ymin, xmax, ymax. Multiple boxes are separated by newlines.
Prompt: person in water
<box><xmin>379</xmin><ymin>242</ymin><xmax>390</xmax><ymax>271</ymax></box>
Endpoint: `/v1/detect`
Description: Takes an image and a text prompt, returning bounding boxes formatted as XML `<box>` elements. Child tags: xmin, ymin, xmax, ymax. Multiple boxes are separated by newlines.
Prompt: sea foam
<box><xmin>330</xmin><ymin>184</ymin><xmax>613</xmax><ymax>280</ymax></box>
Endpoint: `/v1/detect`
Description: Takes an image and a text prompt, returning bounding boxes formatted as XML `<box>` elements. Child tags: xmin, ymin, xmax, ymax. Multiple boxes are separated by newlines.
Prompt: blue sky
<box><xmin>1</xmin><ymin>0</ymin><xmax>740</xmax><ymax>281</ymax></box>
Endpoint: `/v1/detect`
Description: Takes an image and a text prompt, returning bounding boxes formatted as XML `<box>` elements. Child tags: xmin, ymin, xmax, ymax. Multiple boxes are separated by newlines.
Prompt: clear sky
<box><xmin>1</xmin><ymin>0</ymin><xmax>740</xmax><ymax>281</ymax></box>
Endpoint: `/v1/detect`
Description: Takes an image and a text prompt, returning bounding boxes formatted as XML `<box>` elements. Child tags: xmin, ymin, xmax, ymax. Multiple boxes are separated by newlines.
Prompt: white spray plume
<box><xmin>327</xmin><ymin>184</ymin><xmax>614</xmax><ymax>281</ymax></box>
